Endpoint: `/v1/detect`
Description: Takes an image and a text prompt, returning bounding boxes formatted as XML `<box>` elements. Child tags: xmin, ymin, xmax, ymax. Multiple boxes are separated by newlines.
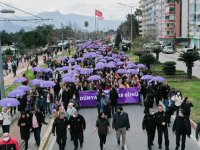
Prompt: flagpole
<box><xmin>95</xmin><ymin>9</ymin><xmax>97</xmax><ymax>34</ymax></box>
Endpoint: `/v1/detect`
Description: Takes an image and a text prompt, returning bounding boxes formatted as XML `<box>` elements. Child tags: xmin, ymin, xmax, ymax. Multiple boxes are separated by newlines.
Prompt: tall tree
<box><xmin>178</xmin><ymin>50</ymin><xmax>200</xmax><ymax>79</ymax></box>
<box><xmin>152</xmin><ymin>46</ymin><xmax>162</xmax><ymax>62</ymax></box>
<box><xmin>115</xmin><ymin>29</ymin><xmax>122</xmax><ymax>47</ymax></box>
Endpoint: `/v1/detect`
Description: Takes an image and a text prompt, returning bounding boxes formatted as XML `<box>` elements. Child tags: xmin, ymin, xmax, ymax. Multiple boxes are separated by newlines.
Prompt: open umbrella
<box><xmin>32</xmin><ymin>67</ymin><xmax>44</xmax><ymax>72</ymax></box>
<box><xmin>117</xmin><ymin>61</ymin><xmax>125</xmax><ymax>66</ymax></box>
<box><xmin>62</xmin><ymin>73</ymin><xmax>73</xmax><ymax>78</ymax></box>
<box><xmin>80</xmin><ymin>68</ymin><xmax>93</xmax><ymax>75</ymax></box>
<box><xmin>68</xmin><ymin>58</ymin><xmax>75</xmax><ymax>63</ymax></box>
<box><xmin>13</xmin><ymin>77</ymin><xmax>27</xmax><ymax>84</ymax></box>
<box><xmin>76</xmin><ymin>57</ymin><xmax>84</xmax><ymax>62</ymax></box>
<box><xmin>127</xmin><ymin>69</ymin><xmax>139</xmax><ymax>75</ymax></box>
<box><xmin>17</xmin><ymin>85</ymin><xmax>31</xmax><ymax>92</ymax></box>
<box><xmin>62</xmin><ymin>77</ymin><xmax>75</xmax><ymax>83</ymax></box>
<box><xmin>71</xmin><ymin>65</ymin><xmax>81</xmax><ymax>69</ymax></box>
<box><xmin>99</xmin><ymin>59</ymin><xmax>107</xmax><ymax>63</ymax></box>
<box><xmin>116</xmin><ymin>69</ymin><xmax>127</xmax><ymax>75</ymax></box>
<box><xmin>141</xmin><ymin>75</ymin><xmax>154</xmax><ymax>80</ymax></box>
<box><xmin>88</xmin><ymin>75</ymin><xmax>102</xmax><ymax>81</ymax></box>
<box><xmin>55</xmin><ymin>67</ymin><xmax>63</xmax><ymax>71</ymax></box>
<box><xmin>0</xmin><ymin>98</ymin><xmax>20</xmax><ymax>107</ymax></box>
<box><xmin>43</xmin><ymin>68</ymin><xmax>53</xmax><ymax>73</ymax></box>
<box><xmin>137</xmin><ymin>64</ymin><xmax>146</xmax><ymax>69</ymax></box>
<box><xmin>40</xmin><ymin>81</ymin><xmax>56</xmax><ymax>88</ymax></box>
<box><xmin>150</xmin><ymin>76</ymin><xmax>166</xmax><ymax>83</ymax></box>
<box><xmin>8</xmin><ymin>89</ymin><xmax>26</xmax><ymax>98</ymax></box>
<box><xmin>61</xmin><ymin>66</ymin><xmax>69</xmax><ymax>71</ymax></box>
<box><xmin>30</xmin><ymin>79</ymin><xmax>44</xmax><ymax>86</ymax></box>
<box><xmin>127</xmin><ymin>63</ymin><xmax>137</xmax><ymax>69</ymax></box>
<box><xmin>94</xmin><ymin>65</ymin><xmax>104</xmax><ymax>70</ymax></box>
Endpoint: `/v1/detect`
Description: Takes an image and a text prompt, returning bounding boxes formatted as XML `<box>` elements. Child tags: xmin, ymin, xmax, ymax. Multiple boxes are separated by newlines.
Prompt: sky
<box><xmin>0</xmin><ymin>0</ymin><xmax>140</xmax><ymax>20</ymax></box>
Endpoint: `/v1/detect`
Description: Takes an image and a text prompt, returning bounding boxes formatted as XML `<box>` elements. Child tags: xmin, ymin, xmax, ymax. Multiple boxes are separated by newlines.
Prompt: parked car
<box><xmin>162</xmin><ymin>46</ymin><xmax>174</xmax><ymax>54</ymax></box>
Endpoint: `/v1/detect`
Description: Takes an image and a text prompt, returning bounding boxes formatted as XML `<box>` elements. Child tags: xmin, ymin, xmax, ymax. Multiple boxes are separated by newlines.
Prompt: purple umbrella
<box><xmin>99</xmin><ymin>59</ymin><xmax>107</xmax><ymax>63</ymax></box>
<box><xmin>117</xmin><ymin>61</ymin><xmax>124</xmax><ymax>66</ymax></box>
<box><xmin>141</xmin><ymin>75</ymin><xmax>154</xmax><ymax>80</ymax></box>
<box><xmin>76</xmin><ymin>57</ymin><xmax>84</xmax><ymax>62</ymax></box>
<box><xmin>127</xmin><ymin>69</ymin><xmax>139</xmax><ymax>75</ymax></box>
<box><xmin>127</xmin><ymin>63</ymin><xmax>137</xmax><ymax>69</ymax></box>
<box><xmin>13</xmin><ymin>77</ymin><xmax>27</xmax><ymax>84</ymax></box>
<box><xmin>61</xmin><ymin>66</ymin><xmax>69</xmax><ymax>71</ymax></box>
<box><xmin>32</xmin><ymin>67</ymin><xmax>44</xmax><ymax>72</ymax></box>
<box><xmin>71</xmin><ymin>65</ymin><xmax>81</xmax><ymax>69</ymax></box>
<box><xmin>80</xmin><ymin>68</ymin><xmax>93</xmax><ymax>75</ymax></box>
<box><xmin>137</xmin><ymin>64</ymin><xmax>146</xmax><ymax>69</ymax></box>
<box><xmin>94</xmin><ymin>65</ymin><xmax>104</xmax><ymax>70</ymax></box>
<box><xmin>30</xmin><ymin>79</ymin><xmax>44</xmax><ymax>86</ymax></box>
<box><xmin>17</xmin><ymin>85</ymin><xmax>31</xmax><ymax>92</ymax></box>
<box><xmin>68</xmin><ymin>58</ymin><xmax>75</xmax><ymax>63</ymax></box>
<box><xmin>62</xmin><ymin>77</ymin><xmax>75</xmax><ymax>83</ymax></box>
<box><xmin>55</xmin><ymin>67</ymin><xmax>63</xmax><ymax>71</ymax></box>
<box><xmin>57</xmin><ymin>57</ymin><xmax>66</xmax><ymax>61</ymax></box>
<box><xmin>114</xmin><ymin>59</ymin><xmax>120</xmax><ymax>63</ymax></box>
<box><xmin>0</xmin><ymin>98</ymin><xmax>20</xmax><ymax>107</ymax></box>
<box><xmin>62</xmin><ymin>73</ymin><xmax>73</xmax><ymax>78</ymax></box>
<box><xmin>43</xmin><ymin>68</ymin><xmax>53</xmax><ymax>73</ymax></box>
<box><xmin>150</xmin><ymin>76</ymin><xmax>166</xmax><ymax>83</ymax></box>
<box><xmin>40</xmin><ymin>81</ymin><xmax>56</xmax><ymax>88</ymax></box>
<box><xmin>8</xmin><ymin>89</ymin><xmax>26</xmax><ymax>98</ymax></box>
<box><xmin>116</xmin><ymin>69</ymin><xmax>127</xmax><ymax>74</ymax></box>
<box><xmin>88</xmin><ymin>75</ymin><xmax>102</xmax><ymax>81</ymax></box>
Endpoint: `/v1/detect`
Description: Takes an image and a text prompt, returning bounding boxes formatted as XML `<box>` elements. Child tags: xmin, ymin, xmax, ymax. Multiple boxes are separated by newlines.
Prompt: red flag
<box><xmin>97</xmin><ymin>16</ymin><xmax>104</xmax><ymax>20</ymax></box>
<box><xmin>95</xmin><ymin>9</ymin><xmax>102</xmax><ymax>17</ymax></box>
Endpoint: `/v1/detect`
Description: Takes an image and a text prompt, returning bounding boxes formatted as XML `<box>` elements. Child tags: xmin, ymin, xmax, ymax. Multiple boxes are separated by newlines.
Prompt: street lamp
<box><xmin>0</xmin><ymin>9</ymin><xmax>15</xmax><ymax>99</ymax></box>
<box><xmin>118</xmin><ymin>3</ymin><xmax>136</xmax><ymax>52</ymax></box>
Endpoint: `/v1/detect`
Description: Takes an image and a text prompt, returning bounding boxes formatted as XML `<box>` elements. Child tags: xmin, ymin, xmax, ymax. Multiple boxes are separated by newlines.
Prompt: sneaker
<box><xmin>117</xmin><ymin>141</ymin><xmax>120</xmax><ymax>146</ymax></box>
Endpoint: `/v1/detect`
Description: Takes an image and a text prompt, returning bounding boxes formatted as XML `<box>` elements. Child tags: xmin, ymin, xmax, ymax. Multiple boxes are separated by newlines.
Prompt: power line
<box><xmin>0</xmin><ymin>1</ymin><xmax>45</xmax><ymax>19</ymax></box>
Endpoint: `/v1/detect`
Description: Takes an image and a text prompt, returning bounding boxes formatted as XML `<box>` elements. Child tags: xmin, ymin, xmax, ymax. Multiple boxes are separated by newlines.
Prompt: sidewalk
<box><xmin>4</xmin><ymin>55</ymin><xmax>45</xmax><ymax>86</ymax></box>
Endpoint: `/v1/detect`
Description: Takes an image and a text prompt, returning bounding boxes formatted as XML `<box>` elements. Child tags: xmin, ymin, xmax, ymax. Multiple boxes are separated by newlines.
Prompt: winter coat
<box><xmin>96</xmin><ymin>118</ymin><xmax>110</xmax><ymax>134</ymax></box>
<box><xmin>0</xmin><ymin>138</ymin><xmax>20</xmax><ymax>150</ymax></box>
<box><xmin>112</xmin><ymin>112</ymin><xmax>130</xmax><ymax>130</ymax></box>
<box><xmin>18</xmin><ymin>116</ymin><xmax>31</xmax><ymax>140</ymax></box>
<box><xmin>109</xmin><ymin>89</ymin><xmax>119</xmax><ymax>106</ymax></box>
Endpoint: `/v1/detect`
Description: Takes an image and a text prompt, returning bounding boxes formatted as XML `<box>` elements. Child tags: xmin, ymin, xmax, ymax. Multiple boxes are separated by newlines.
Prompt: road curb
<box><xmin>38</xmin><ymin>119</ymin><xmax>54</xmax><ymax>150</ymax></box>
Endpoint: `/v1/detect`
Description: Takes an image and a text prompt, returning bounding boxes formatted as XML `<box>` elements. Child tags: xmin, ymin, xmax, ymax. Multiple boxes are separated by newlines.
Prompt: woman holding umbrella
<box><xmin>18</xmin><ymin>112</ymin><xmax>31</xmax><ymax>150</ymax></box>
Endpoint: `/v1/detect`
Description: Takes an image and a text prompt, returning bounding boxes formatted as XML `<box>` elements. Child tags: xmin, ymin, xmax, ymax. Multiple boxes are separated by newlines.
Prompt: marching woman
<box><xmin>95</xmin><ymin>112</ymin><xmax>111</xmax><ymax>150</ymax></box>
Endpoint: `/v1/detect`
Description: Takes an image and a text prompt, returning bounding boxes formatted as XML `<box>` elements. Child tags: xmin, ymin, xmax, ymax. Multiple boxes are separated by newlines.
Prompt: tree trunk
<box><xmin>187</xmin><ymin>66</ymin><xmax>192</xmax><ymax>79</ymax></box>
<box><xmin>156</xmin><ymin>53</ymin><xmax>159</xmax><ymax>62</ymax></box>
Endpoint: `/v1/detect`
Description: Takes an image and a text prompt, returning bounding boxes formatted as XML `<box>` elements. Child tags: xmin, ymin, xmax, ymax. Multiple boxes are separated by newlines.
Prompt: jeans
<box><xmin>99</xmin><ymin>134</ymin><xmax>107</xmax><ymax>150</ymax></box>
<box><xmin>33</xmin><ymin>127</ymin><xmax>41</xmax><ymax>146</ymax></box>
<box><xmin>2</xmin><ymin>125</ymin><xmax>10</xmax><ymax>133</ymax></box>
<box><xmin>116</xmin><ymin>127</ymin><xmax>126</xmax><ymax>147</ymax></box>
<box><xmin>47</xmin><ymin>103</ymin><xmax>53</xmax><ymax>115</ymax></box>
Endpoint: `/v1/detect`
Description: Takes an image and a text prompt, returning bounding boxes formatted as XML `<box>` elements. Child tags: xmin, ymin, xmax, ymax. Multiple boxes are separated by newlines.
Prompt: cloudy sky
<box><xmin>0</xmin><ymin>0</ymin><xmax>140</xmax><ymax>20</ymax></box>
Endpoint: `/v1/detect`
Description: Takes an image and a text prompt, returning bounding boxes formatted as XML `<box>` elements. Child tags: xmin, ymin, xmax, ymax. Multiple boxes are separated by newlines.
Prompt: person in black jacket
<box><xmin>155</xmin><ymin>105</ymin><xmax>170</xmax><ymax>150</ymax></box>
<box><xmin>61</xmin><ymin>87</ymin><xmax>72</xmax><ymax>110</ymax></box>
<box><xmin>95</xmin><ymin>112</ymin><xmax>111</xmax><ymax>150</ymax></box>
<box><xmin>18</xmin><ymin>112</ymin><xmax>31</xmax><ymax>150</ymax></box>
<box><xmin>142</xmin><ymin>108</ymin><xmax>156</xmax><ymax>150</ymax></box>
<box><xmin>173</xmin><ymin>109</ymin><xmax>191</xmax><ymax>150</ymax></box>
<box><xmin>144</xmin><ymin>95</ymin><xmax>153</xmax><ymax>114</ymax></box>
<box><xmin>53</xmin><ymin>80</ymin><xmax>61</xmax><ymax>100</ymax></box>
<box><xmin>109</xmin><ymin>86</ymin><xmax>119</xmax><ymax>115</ymax></box>
<box><xmin>196</xmin><ymin>121</ymin><xmax>200</xmax><ymax>141</ymax></box>
<box><xmin>52</xmin><ymin>112</ymin><xmax>68</xmax><ymax>150</ymax></box>
<box><xmin>181</xmin><ymin>97</ymin><xmax>193</xmax><ymax>118</ymax></box>
<box><xmin>30</xmin><ymin>108</ymin><xmax>47</xmax><ymax>147</ymax></box>
<box><xmin>112</xmin><ymin>106</ymin><xmax>130</xmax><ymax>150</ymax></box>
<box><xmin>68</xmin><ymin>110</ymin><xmax>86</xmax><ymax>150</ymax></box>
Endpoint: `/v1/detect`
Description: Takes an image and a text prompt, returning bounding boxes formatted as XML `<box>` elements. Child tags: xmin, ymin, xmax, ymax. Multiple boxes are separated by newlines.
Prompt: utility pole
<box><xmin>0</xmin><ymin>35</ymin><xmax>5</xmax><ymax>99</ymax></box>
<box><xmin>61</xmin><ymin>23</ymin><xmax>64</xmax><ymax>55</ymax></box>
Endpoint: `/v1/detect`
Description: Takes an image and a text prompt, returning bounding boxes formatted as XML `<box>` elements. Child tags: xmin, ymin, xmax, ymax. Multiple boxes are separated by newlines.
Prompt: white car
<box><xmin>163</xmin><ymin>46</ymin><xmax>174</xmax><ymax>54</ymax></box>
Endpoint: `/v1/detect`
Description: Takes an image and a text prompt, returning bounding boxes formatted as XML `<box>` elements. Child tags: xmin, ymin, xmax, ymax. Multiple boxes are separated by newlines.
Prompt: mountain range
<box><xmin>0</xmin><ymin>11</ymin><xmax>123</xmax><ymax>33</ymax></box>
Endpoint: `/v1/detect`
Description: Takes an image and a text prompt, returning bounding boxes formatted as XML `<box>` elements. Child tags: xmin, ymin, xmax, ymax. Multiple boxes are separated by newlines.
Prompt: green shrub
<box><xmin>163</xmin><ymin>61</ymin><xmax>176</xmax><ymax>75</ymax></box>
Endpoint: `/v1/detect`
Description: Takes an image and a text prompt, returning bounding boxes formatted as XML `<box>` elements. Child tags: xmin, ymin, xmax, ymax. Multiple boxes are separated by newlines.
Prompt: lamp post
<box><xmin>118</xmin><ymin>3</ymin><xmax>136</xmax><ymax>52</ymax></box>
<box><xmin>0</xmin><ymin>9</ymin><xmax>15</xmax><ymax>99</ymax></box>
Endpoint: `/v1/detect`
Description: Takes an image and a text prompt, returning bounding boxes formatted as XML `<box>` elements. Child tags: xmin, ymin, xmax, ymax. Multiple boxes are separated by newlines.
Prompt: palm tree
<box><xmin>178</xmin><ymin>50</ymin><xmax>200</xmax><ymax>79</ymax></box>
<box><xmin>152</xmin><ymin>46</ymin><xmax>162</xmax><ymax>62</ymax></box>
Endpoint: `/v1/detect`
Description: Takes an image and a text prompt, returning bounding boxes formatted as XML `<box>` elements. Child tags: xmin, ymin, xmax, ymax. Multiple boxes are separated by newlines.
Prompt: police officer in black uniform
<box><xmin>155</xmin><ymin>105</ymin><xmax>170</xmax><ymax>150</ymax></box>
<box><xmin>52</xmin><ymin>112</ymin><xmax>68</xmax><ymax>150</ymax></box>
<box><xmin>68</xmin><ymin>110</ymin><xmax>86</xmax><ymax>150</ymax></box>
<box><xmin>173</xmin><ymin>109</ymin><xmax>191</xmax><ymax>150</ymax></box>
<box><xmin>142</xmin><ymin>108</ymin><xmax>156</xmax><ymax>150</ymax></box>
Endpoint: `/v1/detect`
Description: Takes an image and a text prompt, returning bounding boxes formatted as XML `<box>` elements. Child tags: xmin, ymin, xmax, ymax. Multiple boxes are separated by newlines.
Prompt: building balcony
<box><xmin>165</xmin><ymin>28</ymin><xmax>174</xmax><ymax>31</ymax></box>
<box><xmin>163</xmin><ymin>35</ymin><xmax>175</xmax><ymax>38</ymax></box>
<box><xmin>165</xmin><ymin>12</ymin><xmax>175</xmax><ymax>15</ymax></box>
<box><xmin>165</xmin><ymin>4</ymin><xmax>176</xmax><ymax>7</ymax></box>
<box><xmin>165</xmin><ymin>20</ymin><xmax>175</xmax><ymax>23</ymax></box>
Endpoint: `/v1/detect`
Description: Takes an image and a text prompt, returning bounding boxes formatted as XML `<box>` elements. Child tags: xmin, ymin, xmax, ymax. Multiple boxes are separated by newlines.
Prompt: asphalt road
<box><xmin>47</xmin><ymin>105</ymin><xmax>200</xmax><ymax>150</ymax></box>
<box><xmin>159</xmin><ymin>53</ymin><xmax>200</xmax><ymax>78</ymax></box>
